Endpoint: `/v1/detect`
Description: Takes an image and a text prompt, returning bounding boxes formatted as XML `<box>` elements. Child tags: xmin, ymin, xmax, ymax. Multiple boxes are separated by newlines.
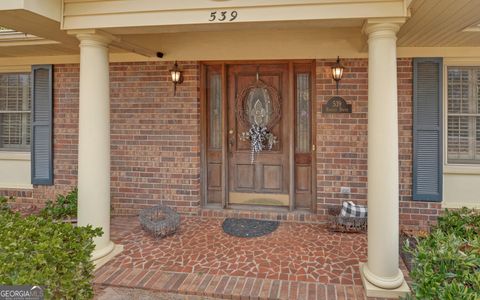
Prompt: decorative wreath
<box><xmin>237</xmin><ymin>79</ymin><xmax>281</xmax><ymax>163</ymax></box>
<box><xmin>236</xmin><ymin>80</ymin><xmax>281</xmax><ymax>131</ymax></box>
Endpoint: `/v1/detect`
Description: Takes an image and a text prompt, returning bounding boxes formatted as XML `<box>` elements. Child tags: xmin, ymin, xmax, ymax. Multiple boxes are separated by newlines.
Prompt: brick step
<box><xmin>94</xmin><ymin>266</ymin><xmax>370</xmax><ymax>299</ymax></box>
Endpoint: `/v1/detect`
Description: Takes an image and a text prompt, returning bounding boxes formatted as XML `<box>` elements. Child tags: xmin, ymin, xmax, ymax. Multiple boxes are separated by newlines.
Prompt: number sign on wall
<box><xmin>322</xmin><ymin>96</ymin><xmax>352</xmax><ymax>113</ymax></box>
<box><xmin>209</xmin><ymin>11</ymin><xmax>238</xmax><ymax>22</ymax></box>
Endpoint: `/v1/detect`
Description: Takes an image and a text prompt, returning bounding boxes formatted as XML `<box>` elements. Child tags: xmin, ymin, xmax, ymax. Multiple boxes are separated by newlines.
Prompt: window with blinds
<box><xmin>447</xmin><ymin>67</ymin><xmax>480</xmax><ymax>164</ymax></box>
<box><xmin>0</xmin><ymin>73</ymin><xmax>31</xmax><ymax>151</ymax></box>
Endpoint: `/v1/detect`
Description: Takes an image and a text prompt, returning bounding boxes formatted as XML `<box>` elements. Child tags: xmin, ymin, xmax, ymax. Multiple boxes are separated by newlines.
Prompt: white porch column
<box><xmin>360</xmin><ymin>20</ymin><xmax>409</xmax><ymax>298</ymax></box>
<box><xmin>76</xmin><ymin>32</ymin><xmax>114</xmax><ymax>261</ymax></box>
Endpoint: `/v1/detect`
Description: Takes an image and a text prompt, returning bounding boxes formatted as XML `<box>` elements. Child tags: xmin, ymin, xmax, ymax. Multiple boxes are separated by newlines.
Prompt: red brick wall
<box><xmin>109</xmin><ymin>62</ymin><xmax>200</xmax><ymax>215</ymax></box>
<box><xmin>0</xmin><ymin>59</ymin><xmax>440</xmax><ymax>228</ymax></box>
<box><xmin>315</xmin><ymin>59</ymin><xmax>368</xmax><ymax>217</ymax></box>
<box><xmin>315</xmin><ymin>58</ymin><xmax>441</xmax><ymax>229</ymax></box>
<box><xmin>0</xmin><ymin>64</ymin><xmax>80</xmax><ymax>205</ymax></box>
<box><xmin>396</xmin><ymin>59</ymin><xmax>442</xmax><ymax>229</ymax></box>
<box><xmin>2</xmin><ymin>62</ymin><xmax>201</xmax><ymax>215</ymax></box>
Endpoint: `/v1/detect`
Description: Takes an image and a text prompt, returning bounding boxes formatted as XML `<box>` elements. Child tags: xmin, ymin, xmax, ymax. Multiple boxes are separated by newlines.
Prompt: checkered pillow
<box><xmin>340</xmin><ymin>201</ymin><xmax>367</xmax><ymax>218</ymax></box>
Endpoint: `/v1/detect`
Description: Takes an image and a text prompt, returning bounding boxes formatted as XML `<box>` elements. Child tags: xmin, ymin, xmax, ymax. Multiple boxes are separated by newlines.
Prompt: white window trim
<box><xmin>443</xmin><ymin>59</ymin><xmax>480</xmax><ymax>175</ymax></box>
<box><xmin>0</xmin><ymin>151</ymin><xmax>30</xmax><ymax>161</ymax></box>
<box><xmin>0</xmin><ymin>66</ymin><xmax>32</xmax><ymax>190</ymax></box>
<box><xmin>0</xmin><ymin>183</ymin><xmax>33</xmax><ymax>190</ymax></box>
<box><xmin>0</xmin><ymin>66</ymin><xmax>30</xmax><ymax>73</ymax></box>
<box><xmin>442</xmin><ymin>202</ymin><xmax>480</xmax><ymax>209</ymax></box>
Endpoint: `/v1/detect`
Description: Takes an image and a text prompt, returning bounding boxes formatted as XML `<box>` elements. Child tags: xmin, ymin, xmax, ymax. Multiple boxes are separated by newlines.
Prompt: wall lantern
<box><xmin>323</xmin><ymin>56</ymin><xmax>352</xmax><ymax>114</ymax></box>
<box><xmin>331</xmin><ymin>56</ymin><xmax>344</xmax><ymax>93</ymax></box>
<box><xmin>169</xmin><ymin>61</ymin><xmax>183</xmax><ymax>96</ymax></box>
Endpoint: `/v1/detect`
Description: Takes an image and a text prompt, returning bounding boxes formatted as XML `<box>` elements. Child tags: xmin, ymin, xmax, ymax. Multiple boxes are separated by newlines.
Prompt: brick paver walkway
<box><xmin>94</xmin><ymin>216</ymin><xmax>406</xmax><ymax>299</ymax></box>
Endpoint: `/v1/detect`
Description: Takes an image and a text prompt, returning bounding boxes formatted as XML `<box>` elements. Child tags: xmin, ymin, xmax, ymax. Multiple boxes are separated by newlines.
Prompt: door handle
<box><xmin>228</xmin><ymin>130</ymin><xmax>235</xmax><ymax>152</ymax></box>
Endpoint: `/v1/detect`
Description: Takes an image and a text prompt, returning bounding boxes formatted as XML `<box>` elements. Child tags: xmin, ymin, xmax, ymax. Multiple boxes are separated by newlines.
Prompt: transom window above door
<box><xmin>0</xmin><ymin>73</ymin><xmax>31</xmax><ymax>151</ymax></box>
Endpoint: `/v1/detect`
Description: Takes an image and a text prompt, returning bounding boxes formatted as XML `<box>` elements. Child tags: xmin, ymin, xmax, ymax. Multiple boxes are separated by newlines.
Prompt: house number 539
<box><xmin>209</xmin><ymin>11</ymin><xmax>238</xmax><ymax>22</ymax></box>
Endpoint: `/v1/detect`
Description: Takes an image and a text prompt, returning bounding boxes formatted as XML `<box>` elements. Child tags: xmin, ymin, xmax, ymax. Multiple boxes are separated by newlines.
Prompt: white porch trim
<box><xmin>62</xmin><ymin>0</ymin><xmax>409</xmax><ymax>30</ymax></box>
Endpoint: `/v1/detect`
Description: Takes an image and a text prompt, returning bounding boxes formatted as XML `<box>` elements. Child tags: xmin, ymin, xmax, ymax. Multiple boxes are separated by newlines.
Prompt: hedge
<box><xmin>40</xmin><ymin>188</ymin><xmax>78</xmax><ymax>219</ymax></box>
<box><xmin>0</xmin><ymin>198</ymin><xmax>102</xmax><ymax>299</ymax></box>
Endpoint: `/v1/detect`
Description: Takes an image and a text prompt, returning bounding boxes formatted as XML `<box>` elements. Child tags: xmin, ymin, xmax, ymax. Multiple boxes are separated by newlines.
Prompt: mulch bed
<box><xmin>400</xmin><ymin>230</ymin><xmax>427</xmax><ymax>272</ymax></box>
<box><xmin>222</xmin><ymin>218</ymin><xmax>279</xmax><ymax>238</ymax></box>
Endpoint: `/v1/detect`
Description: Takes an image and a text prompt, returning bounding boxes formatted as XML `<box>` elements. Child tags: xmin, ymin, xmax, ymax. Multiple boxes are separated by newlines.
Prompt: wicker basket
<box><xmin>139</xmin><ymin>205</ymin><xmax>180</xmax><ymax>238</ymax></box>
<box><xmin>327</xmin><ymin>205</ymin><xmax>367</xmax><ymax>233</ymax></box>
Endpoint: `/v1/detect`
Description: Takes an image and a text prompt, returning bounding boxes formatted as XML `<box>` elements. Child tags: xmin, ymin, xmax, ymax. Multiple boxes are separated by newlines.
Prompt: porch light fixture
<box><xmin>169</xmin><ymin>61</ymin><xmax>183</xmax><ymax>96</ymax></box>
<box><xmin>331</xmin><ymin>56</ymin><xmax>344</xmax><ymax>94</ymax></box>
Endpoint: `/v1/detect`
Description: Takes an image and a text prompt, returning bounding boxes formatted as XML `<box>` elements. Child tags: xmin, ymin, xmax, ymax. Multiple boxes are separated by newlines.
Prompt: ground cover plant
<box><xmin>406</xmin><ymin>207</ymin><xmax>480</xmax><ymax>300</ymax></box>
<box><xmin>0</xmin><ymin>195</ymin><xmax>101</xmax><ymax>299</ymax></box>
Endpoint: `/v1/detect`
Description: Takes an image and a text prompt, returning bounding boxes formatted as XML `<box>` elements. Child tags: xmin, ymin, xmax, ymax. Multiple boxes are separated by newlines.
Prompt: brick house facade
<box><xmin>1</xmin><ymin>58</ymin><xmax>441</xmax><ymax>229</ymax></box>
<box><xmin>3</xmin><ymin>2</ymin><xmax>479</xmax><ymax>296</ymax></box>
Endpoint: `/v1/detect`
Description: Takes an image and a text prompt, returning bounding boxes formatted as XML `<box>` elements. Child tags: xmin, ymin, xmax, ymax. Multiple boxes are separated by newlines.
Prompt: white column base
<box><xmin>93</xmin><ymin>243</ymin><xmax>124</xmax><ymax>271</ymax></box>
<box><xmin>91</xmin><ymin>240</ymin><xmax>115</xmax><ymax>261</ymax></box>
<box><xmin>360</xmin><ymin>263</ymin><xmax>410</xmax><ymax>299</ymax></box>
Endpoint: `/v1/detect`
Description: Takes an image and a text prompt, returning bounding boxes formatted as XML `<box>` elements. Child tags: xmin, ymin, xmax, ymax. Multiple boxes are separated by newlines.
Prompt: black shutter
<box><xmin>413</xmin><ymin>58</ymin><xmax>443</xmax><ymax>201</ymax></box>
<box><xmin>31</xmin><ymin>65</ymin><xmax>53</xmax><ymax>185</ymax></box>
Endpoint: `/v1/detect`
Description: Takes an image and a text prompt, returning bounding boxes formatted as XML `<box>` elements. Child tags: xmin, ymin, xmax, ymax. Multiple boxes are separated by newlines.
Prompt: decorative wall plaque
<box><xmin>322</xmin><ymin>96</ymin><xmax>352</xmax><ymax>113</ymax></box>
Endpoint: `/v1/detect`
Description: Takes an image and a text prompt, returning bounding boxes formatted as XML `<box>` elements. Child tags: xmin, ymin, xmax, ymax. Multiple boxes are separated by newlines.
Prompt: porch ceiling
<box><xmin>397</xmin><ymin>0</ymin><xmax>480</xmax><ymax>47</ymax></box>
<box><xmin>0</xmin><ymin>7</ymin><xmax>78</xmax><ymax>57</ymax></box>
<box><xmin>0</xmin><ymin>0</ymin><xmax>479</xmax><ymax>60</ymax></box>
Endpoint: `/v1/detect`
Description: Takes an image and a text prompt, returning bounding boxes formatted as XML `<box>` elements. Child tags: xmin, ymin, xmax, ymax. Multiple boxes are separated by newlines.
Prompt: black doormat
<box><xmin>222</xmin><ymin>218</ymin><xmax>279</xmax><ymax>238</ymax></box>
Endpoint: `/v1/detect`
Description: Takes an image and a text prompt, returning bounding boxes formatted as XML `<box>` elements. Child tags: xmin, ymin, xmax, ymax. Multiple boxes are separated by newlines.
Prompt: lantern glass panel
<box><xmin>171</xmin><ymin>71</ymin><xmax>181</xmax><ymax>83</ymax></box>
<box><xmin>332</xmin><ymin>67</ymin><xmax>343</xmax><ymax>81</ymax></box>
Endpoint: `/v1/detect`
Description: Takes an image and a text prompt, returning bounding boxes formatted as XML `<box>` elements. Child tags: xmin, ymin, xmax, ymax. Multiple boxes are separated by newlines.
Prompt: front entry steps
<box><xmin>94</xmin><ymin>267</ymin><xmax>370</xmax><ymax>300</ymax></box>
<box><xmin>199</xmin><ymin>206</ymin><xmax>327</xmax><ymax>224</ymax></box>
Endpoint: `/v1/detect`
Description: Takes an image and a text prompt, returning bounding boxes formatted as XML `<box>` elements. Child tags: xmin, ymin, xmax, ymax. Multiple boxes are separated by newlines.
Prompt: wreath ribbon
<box><xmin>240</xmin><ymin>124</ymin><xmax>277</xmax><ymax>163</ymax></box>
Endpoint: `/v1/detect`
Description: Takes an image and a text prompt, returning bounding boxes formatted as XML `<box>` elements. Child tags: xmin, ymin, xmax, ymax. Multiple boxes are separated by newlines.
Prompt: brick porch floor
<box><xmin>94</xmin><ymin>216</ymin><xmax>409</xmax><ymax>299</ymax></box>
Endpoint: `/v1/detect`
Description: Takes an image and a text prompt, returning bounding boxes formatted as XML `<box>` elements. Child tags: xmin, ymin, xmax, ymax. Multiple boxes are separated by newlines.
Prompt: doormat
<box><xmin>222</xmin><ymin>218</ymin><xmax>279</xmax><ymax>238</ymax></box>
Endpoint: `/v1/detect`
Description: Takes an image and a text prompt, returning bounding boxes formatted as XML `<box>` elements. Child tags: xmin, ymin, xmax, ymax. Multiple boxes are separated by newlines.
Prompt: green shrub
<box><xmin>437</xmin><ymin>207</ymin><xmax>480</xmax><ymax>240</ymax></box>
<box><xmin>407</xmin><ymin>208</ymin><xmax>480</xmax><ymax>300</ymax></box>
<box><xmin>40</xmin><ymin>188</ymin><xmax>78</xmax><ymax>219</ymax></box>
<box><xmin>0</xmin><ymin>210</ymin><xmax>102</xmax><ymax>299</ymax></box>
<box><xmin>0</xmin><ymin>196</ymin><xmax>11</xmax><ymax>213</ymax></box>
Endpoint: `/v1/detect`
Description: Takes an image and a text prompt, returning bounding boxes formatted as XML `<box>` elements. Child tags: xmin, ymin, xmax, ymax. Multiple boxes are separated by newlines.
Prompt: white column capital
<box><xmin>362</xmin><ymin>18</ymin><xmax>405</xmax><ymax>40</ymax></box>
<box><xmin>68</xmin><ymin>29</ymin><xmax>115</xmax><ymax>48</ymax></box>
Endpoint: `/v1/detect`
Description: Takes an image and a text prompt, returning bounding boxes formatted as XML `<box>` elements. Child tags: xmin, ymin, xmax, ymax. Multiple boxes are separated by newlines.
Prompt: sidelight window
<box><xmin>208</xmin><ymin>70</ymin><xmax>222</xmax><ymax>150</ymax></box>
<box><xmin>295</xmin><ymin>73</ymin><xmax>311</xmax><ymax>153</ymax></box>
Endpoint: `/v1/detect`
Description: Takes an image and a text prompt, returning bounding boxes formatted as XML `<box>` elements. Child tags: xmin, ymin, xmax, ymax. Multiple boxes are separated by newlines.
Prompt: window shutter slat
<box><xmin>31</xmin><ymin>65</ymin><xmax>53</xmax><ymax>185</ymax></box>
<box><xmin>413</xmin><ymin>58</ymin><xmax>443</xmax><ymax>201</ymax></box>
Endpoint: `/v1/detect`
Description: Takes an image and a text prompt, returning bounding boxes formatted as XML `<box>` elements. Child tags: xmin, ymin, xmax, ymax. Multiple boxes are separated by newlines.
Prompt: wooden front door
<box><xmin>203</xmin><ymin>61</ymin><xmax>315</xmax><ymax>210</ymax></box>
<box><xmin>228</xmin><ymin>64</ymin><xmax>290</xmax><ymax>206</ymax></box>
